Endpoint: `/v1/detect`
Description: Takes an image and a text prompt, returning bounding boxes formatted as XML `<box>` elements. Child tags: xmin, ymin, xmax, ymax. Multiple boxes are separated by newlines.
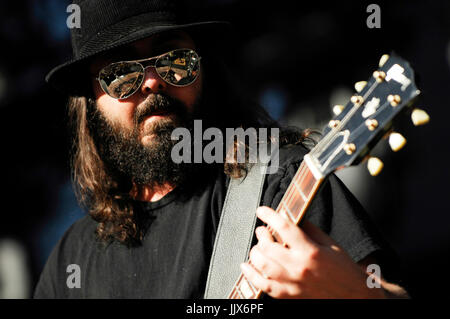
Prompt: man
<box><xmin>34</xmin><ymin>0</ymin><xmax>408</xmax><ymax>298</ymax></box>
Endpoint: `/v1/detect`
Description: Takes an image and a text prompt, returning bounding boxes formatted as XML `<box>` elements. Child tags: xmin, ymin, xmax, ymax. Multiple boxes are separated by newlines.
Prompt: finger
<box><xmin>256</xmin><ymin>236</ymin><xmax>297</xmax><ymax>265</ymax></box>
<box><xmin>253</xmin><ymin>239</ymin><xmax>320</xmax><ymax>283</ymax></box>
<box><xmin>256</xmin><ymin>206</ymin><xmax>316</xmax><ymax>250</ymax></box>
<box><xmin>248</xmin><ymin>245</ymin><xmax>291</xmax><ymax>282</ymax></box>
<box><xmin>301</xmin><ymin>219</ymin><xmax>340</xmax><ymax>249</ymax></box>
<box><xmin>255</xmin><ymin>226</ymin><xmax>274</xmax><ymax>243</ymax></box>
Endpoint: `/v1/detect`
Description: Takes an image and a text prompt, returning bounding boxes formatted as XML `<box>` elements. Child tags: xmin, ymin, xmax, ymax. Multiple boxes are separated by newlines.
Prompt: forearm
<box><xmin>380</xmin><ymin>279</ymin><xmax>410</xmax><ymax>299</ymax></box>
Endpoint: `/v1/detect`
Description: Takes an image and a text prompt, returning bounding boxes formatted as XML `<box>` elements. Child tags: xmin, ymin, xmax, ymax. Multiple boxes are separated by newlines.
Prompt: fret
<box><xmin>246</xmin><ymin>276</ymin><xmax>258</xmax><ymax>292</ymax></box>
<box><xmin>299</xmin><ymin>169</ymin><xmax>317</xmax><ymax>198</ymax></box>
<box><xmin>229</xmin><ymin>278</ymin><xmax>240</xmax><ymax>299</ymax></box>
<box><xmin>292</xmin><ymin>179</ymin><xmax>308</xmax><ymax>202</ymax></box>
<box><xmin>235</xmin><ymin>286</ymin><xmax>245</xmax><ymax>299</ymax></box>
<box><xmin>228</xmin><ymin>274</ymin><xmax>261</xmax><ymax>299</ymax></box>
<box><xmin>274</xmin><ymin>161</ymin><xmax>315</xmax><ymax>221</ymax></box>
<box><xmin>279</xmin><ymin>189</ymin><xmax>304</xmax><ymax>221</ymax></box>
<box><xmin>236</xmin><ymin>277</ymin><xmax>253</xmax><ymax>298</ymax></box>
<box><xmin>280</xmin><ymin>202</ymin><xmax>296</xmax><ymax>223</ymax></box>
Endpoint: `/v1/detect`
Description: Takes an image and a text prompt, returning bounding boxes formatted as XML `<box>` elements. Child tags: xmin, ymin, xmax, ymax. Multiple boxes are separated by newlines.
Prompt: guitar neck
<box><xmin>227</xmin><ymin>159</ymin><xmax>324</xmax><ymax>299</ymax></box>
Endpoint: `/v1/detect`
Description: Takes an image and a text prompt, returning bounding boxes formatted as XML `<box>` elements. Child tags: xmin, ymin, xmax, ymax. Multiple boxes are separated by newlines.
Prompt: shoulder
<box><xmin>268</xmin><ymin>142</ymin><xmax>310</xmax><ymax>178</ymax></box>
<box><xmin>48</xmin><ymin>215</ymin><xmax>102</xmax><ymax>272</ymax></box>
<box><xmin>277</xmin><ymin>142</ymin><xmax>310</xmax><ymax>169</ymax></box>
<box><xmin>58</xmin><ymin>215</ymin><xmax>99</xmax><ymax>253</ymax></box>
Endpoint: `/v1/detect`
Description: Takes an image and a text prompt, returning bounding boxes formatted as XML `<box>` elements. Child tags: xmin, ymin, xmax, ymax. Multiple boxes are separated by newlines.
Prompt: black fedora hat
<box><xmin>46</xmin><ymin>0</ymin><xmax>230</xmax><ymax>95</ymax></box>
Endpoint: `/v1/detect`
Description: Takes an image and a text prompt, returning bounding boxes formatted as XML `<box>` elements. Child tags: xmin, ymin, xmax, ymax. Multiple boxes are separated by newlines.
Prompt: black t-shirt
<box><xmin>33</xmin><ymin>144</ymin><xmax>396</xmax><ymax>298</ymax></box>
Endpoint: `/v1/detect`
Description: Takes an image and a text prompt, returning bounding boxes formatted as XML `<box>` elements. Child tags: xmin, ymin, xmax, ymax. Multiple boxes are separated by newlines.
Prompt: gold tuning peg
<box><xmin>379</xmin><ymin>54</ymin><xmax>389</xmax><ymax>67</ymax></box>
<box><xmin>333</xmin><ymin>104</ymin><xmax>345</xmax><ymax>116</ymax></box>
<box><xmin>354</xmin><ymin>81</ymin><xmax>367</xmax><ymax>93</ymax></box>
<box><xmin>411</xmin><ymin>108</ymin><xmax>430</xmax><ymax>126</ymax></box>
<box><xmin>367</xmin><ymin>157</ymin><xmax>384</xmax><ymax>176</ymax></box>
<box><xmin>388</xmin><ymin>132</ymin><xmax>407</xmax><ymax>152</ymax></box>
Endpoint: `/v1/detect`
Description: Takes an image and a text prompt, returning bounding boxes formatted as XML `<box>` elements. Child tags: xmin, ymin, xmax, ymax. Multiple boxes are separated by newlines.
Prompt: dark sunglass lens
<box><xmin>155</xmin><ymin>50</ymin><xmax>200</xmax><ymax>86</ymax></box>
<box><xmin>99</xmin><ymin>62</ymin><xmax>144</xmax><ymax>99</ymax></box>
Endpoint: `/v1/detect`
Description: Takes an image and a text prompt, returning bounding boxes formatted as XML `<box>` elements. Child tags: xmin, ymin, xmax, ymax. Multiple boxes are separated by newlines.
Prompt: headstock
<box><xmin>304</xmin><ymin>53</ymin><xmax>429</xmax><ymax>178</ymax></box>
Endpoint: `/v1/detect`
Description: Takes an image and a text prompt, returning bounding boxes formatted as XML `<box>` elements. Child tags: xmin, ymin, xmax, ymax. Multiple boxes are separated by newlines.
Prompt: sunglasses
<box><xmin>96</xmin><ymin>48</ymin><xmax>201</xmax><ymax>100</ymax></box>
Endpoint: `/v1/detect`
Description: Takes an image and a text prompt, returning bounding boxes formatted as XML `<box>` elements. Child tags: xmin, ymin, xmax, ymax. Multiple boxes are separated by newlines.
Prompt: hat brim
<box><xmin>46</xmin><ymin>21</ymin><xmax>231</xmax><ymax>95</ymax></box>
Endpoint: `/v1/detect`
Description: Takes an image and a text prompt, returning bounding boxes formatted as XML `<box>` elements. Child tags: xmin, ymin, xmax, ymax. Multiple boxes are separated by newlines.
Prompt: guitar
<box><xmin>227</xmin><ymin>53</ymin><xmax>429</xmax><ymax>299</ymax></box>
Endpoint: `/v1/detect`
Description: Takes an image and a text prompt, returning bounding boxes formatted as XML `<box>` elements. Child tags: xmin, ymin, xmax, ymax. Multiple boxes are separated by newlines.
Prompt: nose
<box><xmin>140</xmin><ymin>66</ymin><xmax>167</xmax><ymax>95</ymax></box>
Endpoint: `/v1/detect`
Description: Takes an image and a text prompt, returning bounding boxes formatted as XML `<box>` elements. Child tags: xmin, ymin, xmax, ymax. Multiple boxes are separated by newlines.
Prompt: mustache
<box><xmin>134</xmin><ymin>93</ymin><xmax>186</xmax><ymax>125</ymax></box>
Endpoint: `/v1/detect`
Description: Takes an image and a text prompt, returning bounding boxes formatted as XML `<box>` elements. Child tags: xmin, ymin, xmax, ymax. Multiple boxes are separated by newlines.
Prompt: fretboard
<box><xmin>227</xmin><ymin>159</ymin><xmax>324</xmax><ymax>299</ymax></box>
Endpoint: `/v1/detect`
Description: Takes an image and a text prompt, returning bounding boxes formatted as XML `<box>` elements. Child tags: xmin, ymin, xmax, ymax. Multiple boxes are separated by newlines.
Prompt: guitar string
<box><xmin>277</xmin><ymin>161</ymin><xmax>309</xmax><ymax>223</ymax></box>
<box><xmin>280</xmin><ymin>163</ymin><xmax>317</xmax><ymax>228</ymax></box>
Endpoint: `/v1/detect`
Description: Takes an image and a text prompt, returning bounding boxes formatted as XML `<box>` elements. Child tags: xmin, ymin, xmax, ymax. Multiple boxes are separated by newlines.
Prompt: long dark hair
<box><xmin>68</xmin><ymin>47</ymin><xmax>316</xmax><ymax>245</ymax></box>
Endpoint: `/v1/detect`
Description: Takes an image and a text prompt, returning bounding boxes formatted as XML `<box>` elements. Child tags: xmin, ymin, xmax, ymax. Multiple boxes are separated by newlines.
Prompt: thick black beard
<box><xmin>87</xmin><ymin>94</ymin><xmax>197</xmax><ymax>190</ymax></box>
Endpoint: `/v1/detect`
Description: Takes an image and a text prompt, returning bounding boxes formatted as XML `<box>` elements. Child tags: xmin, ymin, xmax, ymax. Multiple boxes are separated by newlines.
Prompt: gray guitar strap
<box><xmin>204</xmin><ymin>161</ymin><xmax>268</xmax><ymax>299</ymax></box>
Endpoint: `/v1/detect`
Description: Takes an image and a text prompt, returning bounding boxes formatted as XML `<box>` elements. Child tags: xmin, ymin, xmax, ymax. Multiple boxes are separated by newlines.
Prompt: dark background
<box><xmin>0</xmin><ymin>0</ymin><xmax>449</xmax><ymax>299</ymax></box>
